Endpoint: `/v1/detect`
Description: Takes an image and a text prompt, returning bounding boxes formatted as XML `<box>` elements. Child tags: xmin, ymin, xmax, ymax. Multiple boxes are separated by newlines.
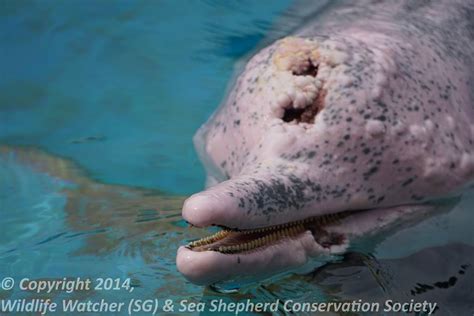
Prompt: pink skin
<box><xmin>177</xmin><ymin>1</ymin><xmax>474</xmax><ymax>285</ymax></box>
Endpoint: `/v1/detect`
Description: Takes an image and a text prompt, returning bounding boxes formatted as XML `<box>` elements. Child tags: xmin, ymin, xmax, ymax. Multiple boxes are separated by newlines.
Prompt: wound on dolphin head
<box><xmin>275</xmin><ymin>38</ymin><xmax>326</xmax><ymax>124</ymax></box>
<box><xmin>282</xmin><ymin>88</ymin><xmax>326</xmax><ymax>124</ymax></box>
<box><xmin>293</xmin><ymin>58</ymin><xmax>319</xmax><ymax>77</ymax></box>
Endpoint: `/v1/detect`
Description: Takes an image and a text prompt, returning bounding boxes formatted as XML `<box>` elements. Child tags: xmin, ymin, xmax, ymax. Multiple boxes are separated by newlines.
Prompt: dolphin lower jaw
<box><xmin>177</xmin><ymin>204</ymin><xmax>433</xmax><ymax>285</ymax></box>
<box><xmin>176</xmin><ymin>230</ymin><xmax>324</xmax><ymax>286</ymax></box>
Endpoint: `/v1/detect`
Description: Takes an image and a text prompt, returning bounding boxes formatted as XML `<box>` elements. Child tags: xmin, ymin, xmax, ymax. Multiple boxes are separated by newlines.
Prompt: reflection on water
<box><xmin>1</xmin><ymin>146</ymin><xmax>473</xmax><ymax>315</ymax></box>
<box><xmin>311</xmin><ymin>244</ymin><xmax>474</xmax><ymax>315</ymax></box>
<box><xmin>0</xmin><ymin>146</ymin><xmax>193</xmax><ymax>301</ymax></box>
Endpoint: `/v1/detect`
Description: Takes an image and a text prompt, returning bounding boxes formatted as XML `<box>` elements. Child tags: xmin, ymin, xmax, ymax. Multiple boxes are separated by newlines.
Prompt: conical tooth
<box><xmin>274</xmin><ymin>232</ymin><xmax>280</xmax><ymax>241</ymax></box>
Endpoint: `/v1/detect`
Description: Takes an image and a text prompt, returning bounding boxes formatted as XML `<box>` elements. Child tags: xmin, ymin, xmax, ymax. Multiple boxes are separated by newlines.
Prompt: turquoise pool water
<box><xmin>1</xmin><ymin>1</ymin><xmax>474</xmax><ymax>315</ymax></box>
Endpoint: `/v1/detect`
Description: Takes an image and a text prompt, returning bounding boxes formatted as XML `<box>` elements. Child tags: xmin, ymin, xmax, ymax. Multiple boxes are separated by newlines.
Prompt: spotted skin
<box><xmin>183</xmin><ymin>0</ymin><xmax>474</xmax><ymax>230</ymax></box>
<box><xmin>177</xmin><ymin>0</ymin><xmax>474</xmax><ymax>285</ymax></box>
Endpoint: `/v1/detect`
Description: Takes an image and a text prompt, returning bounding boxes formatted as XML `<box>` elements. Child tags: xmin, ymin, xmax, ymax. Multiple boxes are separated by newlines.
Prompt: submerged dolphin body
<box><xmin>177</xmin><ymin>0</ymin><xmax>474</xmax><ymax>285</ymax></box>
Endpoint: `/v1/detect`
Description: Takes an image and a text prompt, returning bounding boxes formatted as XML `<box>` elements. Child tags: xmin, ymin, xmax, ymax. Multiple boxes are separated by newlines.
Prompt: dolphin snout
<box><xmin>182</xmin><ymin>178</ymin><xmax>245</xmax><ymax>228</ymax></box>
<box><xmin>182</xmin><ymin>168</ymin><xmax>345</xmax><ymax>231</ymax></box>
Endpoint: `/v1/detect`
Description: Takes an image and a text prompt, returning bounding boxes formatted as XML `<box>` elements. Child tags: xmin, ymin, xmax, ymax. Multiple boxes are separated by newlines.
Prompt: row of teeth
<box><xmin>187</xmin><ymin>212</ymin><xmax>347</xmax><ymax>253</ymax></box>
<box><xmin>242</xmin><ymin>213</ymin><xmax>343</xmax><ymax>234</ymax></box>
<box><xmin>187</xmin><ymin>230</ymin><xmax>231</xmax><ymax>248</ymax></box>
<box><xmin>216</xmin><ymin>224</ymin><xmax>305</xmax><ymax>254</ymax></box>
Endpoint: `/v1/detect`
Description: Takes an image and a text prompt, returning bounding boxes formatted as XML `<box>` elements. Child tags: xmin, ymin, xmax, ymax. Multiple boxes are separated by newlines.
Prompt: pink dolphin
<box><xmin>177</xmin><ymin>0</ymin><xmax>474</xmax><ymax>285</ymax></box>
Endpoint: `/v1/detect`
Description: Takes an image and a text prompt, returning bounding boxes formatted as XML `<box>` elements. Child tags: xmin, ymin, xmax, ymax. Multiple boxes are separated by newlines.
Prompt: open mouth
<box><xmin>186</xmin><ymin>210</ymin><xmax>356</xmax><ymax>254</ymax></box>
<box><xmin>178</xmin><ymin>203</ymin><xmax>438</xmax><ymax>285</ymax></box>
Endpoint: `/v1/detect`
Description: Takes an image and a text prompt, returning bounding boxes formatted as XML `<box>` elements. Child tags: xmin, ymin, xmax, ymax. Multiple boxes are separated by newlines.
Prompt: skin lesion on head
<box><xmin>272</xmin><ymin>36</ymin><xmax>320</xmax><ymax>73</ymax></box>
<box><xmin>282</xmin><ymin>87</ymin><xmax>327</xmax><ymax>124</ymax></box>
<box><xmin>272</xmin><ymin>37</ymin><xmax>327</xmax><ymax>125</ymax></box>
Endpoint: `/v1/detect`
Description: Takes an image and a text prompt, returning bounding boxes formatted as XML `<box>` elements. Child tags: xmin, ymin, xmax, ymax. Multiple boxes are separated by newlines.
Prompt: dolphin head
<box><xmin>177</xmin><ymin>35</ymin><xmax>474</xmax><ymax>285</ymax></box>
